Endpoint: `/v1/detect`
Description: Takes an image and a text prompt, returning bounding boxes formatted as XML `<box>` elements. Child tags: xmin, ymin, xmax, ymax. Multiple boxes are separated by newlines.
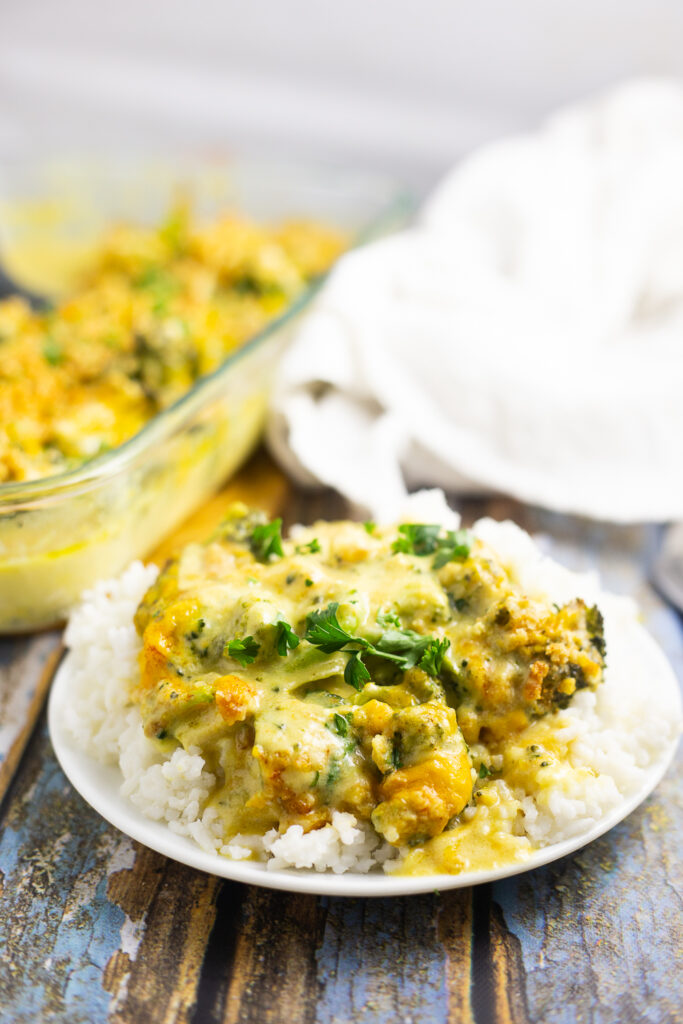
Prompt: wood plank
<box><xmin>436</xmin><ymin>891</ymin><xmax>476</xmax><ymax>1024</ymax></box>
<box><xmin>219</xmin><ymin>890</ymin><xmax>323</xmax><ymax>1024</ymax></box>
<box><xmin>0</xmin><ymin>633</ymin><xmax>61</xmax><ymax>804</ymax></box>
<box><xmin>313</xmin><ymin>895</ymin><xmax>451</xmax><ymax>1024</ymax></box>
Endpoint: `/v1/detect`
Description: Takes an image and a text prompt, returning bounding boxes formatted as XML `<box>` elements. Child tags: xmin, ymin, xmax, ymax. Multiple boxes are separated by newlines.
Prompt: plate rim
<box><xmin>47</xmin><ymin>655</ymin><xmax>681</xmax><ymax>898</ymax></box>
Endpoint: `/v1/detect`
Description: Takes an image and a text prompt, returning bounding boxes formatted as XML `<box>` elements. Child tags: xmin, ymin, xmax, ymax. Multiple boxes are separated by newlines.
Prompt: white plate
<box><xmin>48</xmin><ymin>656</ymin><xmax>681</xmax><ymax>898</ymax></box>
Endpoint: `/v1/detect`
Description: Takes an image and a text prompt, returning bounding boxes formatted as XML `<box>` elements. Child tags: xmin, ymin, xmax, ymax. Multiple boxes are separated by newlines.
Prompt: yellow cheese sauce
<box><xmin>0</xmin><ymin>206</ymin><xmax>344</xmax><ymax>482</ymax></box>
<box><xmin>132</xmin><ymin>505</ymin><xmax>606</xmax><ymax>875</ymax></box>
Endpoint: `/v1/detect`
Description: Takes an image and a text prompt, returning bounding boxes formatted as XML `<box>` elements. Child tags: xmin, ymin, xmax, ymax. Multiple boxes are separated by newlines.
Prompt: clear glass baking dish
<box><xmin>0</xmin><ymin>158</ymin><xmax>410</xmax><ymax>631</ymax></box>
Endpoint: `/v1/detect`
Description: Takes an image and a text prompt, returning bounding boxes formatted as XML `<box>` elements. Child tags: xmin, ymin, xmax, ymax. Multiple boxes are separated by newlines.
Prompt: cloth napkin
<box><xmin>267</xmin><ymin>80</ymin><xmax>683</xmax><ymax>522</ymax></box>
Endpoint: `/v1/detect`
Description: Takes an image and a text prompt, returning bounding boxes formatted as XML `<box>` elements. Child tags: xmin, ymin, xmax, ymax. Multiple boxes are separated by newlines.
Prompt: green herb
<box><xmin>275</xmin><ymin>620</ymin><xmax>300</xmax><ymax>657</ymax></box>
<box><xmin>374</xmin><ymin>627</ymin><xmax>450</xmax><ymax>674</ymax></box>
<box><xmin>363</xmin><ymin>521</ymin><xmax>376</xmax><ymax>534</ymax></box>
<box><xmin>42</xmin><ymin>336</ymin><xmax>63</xmax><ymax>366</ymax></box>
<box><xmin>304</xmin><ymin>604</ymin><xmax>361</xmax><ymax>653</ymax></box>
<box><xmin>226</xmin><ymin>635</ymin><xmax>260</xmax><ymax>666</ymax></box>
<box><xmin>295</xmin><ymin>538</ymin><xmax>321</xmax><ymax>554</ymax></box>
<box><xmin>432</xmin><ymin>529</ymin><xmax>471</xmax><ymax>569</ymax></box>
<box><xmin>417</xmin><ymin>637</ymin><xmax>450</xmax><ymax>676</ymax></box>
<box><xmin>391</xmin><ymin>522</ymin><xmax>471</xmax><ymax>568</ymax></box>
<box><xmin>478</xmin><ymin>763</ymin><xmax>491</xmax><ymax>779</ymax></box>
<box><xmin>332</xmin><ymin>712</ymin><xmax>349</xmax><ymax>737</ymax></box>
<box><xmin>305</xmin><ymin>578</ymin><xmax>314</xmax><ymax>587</ymax></box>
<box><xmin>250</xmin><ymin>519</ymin><xmax>284</xmax><ymax>561</ymax></box>
<box><xmin>344</xmin><ymin>650</ymin><xmax>371</xmax><ymax>690</ymax></box>
<box><xmin>311</xmin><ymin>770</ymin><xmax>319</xmax><ymax>787</ymax></box>
<box><xmin>392</xmin><ymin>523</ymin><xmax>441</xmax><ymax>556</ymax></box>
<box><xmin>304</xmin><ymin>602</ymin><xmax>449</xmax><ymax>687</ymax></box>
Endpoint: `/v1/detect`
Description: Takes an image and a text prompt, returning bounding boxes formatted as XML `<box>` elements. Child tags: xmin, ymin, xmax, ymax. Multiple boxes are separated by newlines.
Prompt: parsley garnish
<box><xmin>432</xmin><ymin>529</ymin><xmax>471</xmax><ymax>569</ymax></box>
<box><xmin>391</xmin><ymin>522</ymin><xmax>471</xmax><ymax>567</ymax></box>
<box><xmin>478</xmin><ymin>763</ymin><xmax>492</xmax><ymax>779</ymax></box>
<box><xmin>250</xmin><ymin>519</ymin><xmax>284</xmax><ymax>561</ymax></box>
<box><xmin>295</xmin><ymin>538</ymin><xmax>321</xmax><ymax>554</ymax></box>
<box><xmin>363</xmin><ymin>521</ymin><xmax>376</xmax><ymax>534</ymax></box>
<box><xmin>344</xmin><ymin>650</ymin><xmax>371</xmax><ymax>690</ymax></box>
<box><xmin>226</xmin><ymin>635</ymin><xmax>260</xmax><ymax>666</ymax></box>
<box><xmin>417</xmin><ymin>637</ymin><xmax>450</xmax><ymax>676</ymax></box>
<box><xmin>392</xmin><ymin>523</ymin><xmax>441</xmax><ymax>556</ymax></box>
<box><xmin>274</xmin><ymin>620</ymin><xmax>300</xmax><ymax>657</ymax></box>
<box><xmin>303</xmin><ymin>602</ymin><xmax>450</xmax><ymax>688</ymax></box>
<box><xmin>304</xmin><ymin>603</ymin><xmax>359</xmax><ymax>653</ymax></box>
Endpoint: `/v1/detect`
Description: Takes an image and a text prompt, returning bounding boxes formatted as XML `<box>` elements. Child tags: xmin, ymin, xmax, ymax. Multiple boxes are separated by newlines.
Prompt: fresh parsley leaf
<box><xmin>418</xmin><ymin>637</ymin><xmax>450</xmax><ymax>676</ymax></box>
<box><xmin>306</xmin><ymin>604</ymin><xmax>361</xmax><ymax>650</ymax></box>
<box><xmin>332</xmin><ymin>712</ymin><xmax>349</xmax><ymax>737</ymax></box>
<box><xmin>275</xmin><ymin>620</ymin><xmax>300</xmax><ymax>657</ymax></box>
<box><xmin>392</xmin><ymin>523</ymin><xmax>441</xmax><ymax>556</ymax></box>
<box><xmin>305</xmin><ymin>578</ymin><xmax>314</xmax><ymax>587</ymax></box>
<box><xmin>363</xmin><ymin>521</ymin><xmax>376</xmax><ymax>534</ymax></box>
<box><xmin>250</xmin><ymin>519</ymin><xmax>284</xmax><ymax>561</ymax></box>
<box><xmin>432</xmin><ymin>529</ymin><xmax>471</xmax><ymax>569</ymax></box>
<box><xmin>295</xmin><ymin>538</ymin><xmax>321</xmax><ymax>554</ymax></box>
<box><xmin>344</xmin><ymin>650</ymin><xmax>370</xmax><ymax>690</ymax></box>
<box><xmin>226</xmin><ymin>635</ymin><xmax>260</xmax><ymax>666</ymax></box>
<box><xmin>478</xmin><ymin>763</ymin><xmax>491</xmax><ymax>779</ymax></box>
<box><xmin>304</xmin><ymin>603</ymin><xmax>366</xmax><ymax>654</ymax></box>
<box><xmin>305</xmin><ymin>603</ymin><xmax>447</xmax><ymax>690</ymax></box>
<box><xmin>373</xmin><ymin>627</ymin><xmax>435</xmax><ymax>668</ymax></box>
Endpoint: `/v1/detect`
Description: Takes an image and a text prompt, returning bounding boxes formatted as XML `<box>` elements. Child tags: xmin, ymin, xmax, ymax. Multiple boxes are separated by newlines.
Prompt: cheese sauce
<box><xmin>132</xmin><ymin>504</ymin><xmax>605</xmax><ymax>874</ymax></box>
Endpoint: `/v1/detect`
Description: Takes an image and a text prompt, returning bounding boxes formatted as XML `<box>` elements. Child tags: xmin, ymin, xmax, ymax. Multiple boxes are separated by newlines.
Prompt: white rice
<box><xmin>62</xmin><ymin>505</ymin><xmax>682</xmax><ymax>874</ymax></box>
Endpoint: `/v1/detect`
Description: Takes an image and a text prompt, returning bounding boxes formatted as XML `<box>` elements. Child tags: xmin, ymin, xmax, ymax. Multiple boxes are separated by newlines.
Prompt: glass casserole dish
<box><xmin>0</xmin><ymin>158</ymin><xmax>409</xmax><ymax>631</ymax></box>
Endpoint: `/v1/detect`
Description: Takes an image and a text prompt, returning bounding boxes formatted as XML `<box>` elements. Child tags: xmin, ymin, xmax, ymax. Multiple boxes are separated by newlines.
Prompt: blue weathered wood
<box><xmin>314</xmin><ymin>896</ymin><xmax>451</xmax><ymax>1024</ymax></box>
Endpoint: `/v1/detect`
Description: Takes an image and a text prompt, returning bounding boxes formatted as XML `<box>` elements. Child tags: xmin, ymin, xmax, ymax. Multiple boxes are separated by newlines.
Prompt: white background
<box><xmin>1</xmin><ymin>1</ymin><xmax>683</xmax><ymax>190</ymax></box>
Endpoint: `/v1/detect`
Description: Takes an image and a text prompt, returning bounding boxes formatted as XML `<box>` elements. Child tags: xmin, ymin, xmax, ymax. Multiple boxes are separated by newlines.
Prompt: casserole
<box><xmin>0</xmin><ymin>158</ymin><xmax>408</xmax><ymax>630</ymax></box>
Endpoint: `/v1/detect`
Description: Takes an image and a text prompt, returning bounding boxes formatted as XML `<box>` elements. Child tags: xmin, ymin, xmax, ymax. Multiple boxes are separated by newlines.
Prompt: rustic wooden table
<box><xmin>0</xmin><ymin>451</ymin><xmax>681</xmax><ymax>1024</ymax></box>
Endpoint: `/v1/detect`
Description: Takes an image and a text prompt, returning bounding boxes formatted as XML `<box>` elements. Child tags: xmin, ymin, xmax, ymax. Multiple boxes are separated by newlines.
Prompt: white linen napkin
<box><xmin>267</xmin><ymin>80</ymin><xmax>683</xmax><ymax>522</ymax></box>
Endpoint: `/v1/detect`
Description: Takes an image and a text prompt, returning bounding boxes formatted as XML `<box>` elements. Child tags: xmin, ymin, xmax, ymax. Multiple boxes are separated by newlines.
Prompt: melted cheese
<box><xmin>131</xmin><ymin>507</ymin><xmax>606</xmax><ymax>874</ymax></box>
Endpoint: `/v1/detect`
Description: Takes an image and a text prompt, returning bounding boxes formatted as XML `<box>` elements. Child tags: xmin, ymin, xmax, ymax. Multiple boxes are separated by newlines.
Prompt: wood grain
<box><xmin>220</xmin><ymin>891</ymin><xmax>323</xmax><ymax>1024</ymax></box>
<box><xmin>436</xmin><ymin>891</ymin><xmax>475</xmax><ymax>1023</ymax></box>
<box><xmin>0</xmin><ymin>633</ymin><xmax>61</xmax><ymax>804</ymax></box>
